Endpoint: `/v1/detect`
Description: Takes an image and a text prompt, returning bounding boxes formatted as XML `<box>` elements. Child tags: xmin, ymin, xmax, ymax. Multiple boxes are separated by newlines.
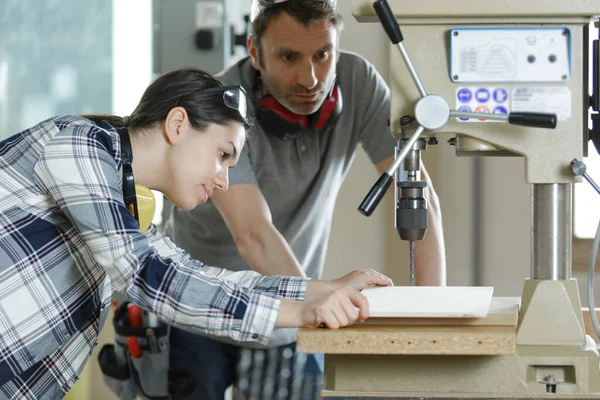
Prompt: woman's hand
<box><xmin>276</xmin><ymin>287</ymin><xmax>370</xmax><ymax>329</ymax></box>
<box><xmin>332</xmin><ymin>269</ymin><xmax>393</xmax><ymax>292</ymax></box>
<box><xmin>302</xmin><ymin>287</ymin><xmax>369</xmax><ymax>329</ymax></box>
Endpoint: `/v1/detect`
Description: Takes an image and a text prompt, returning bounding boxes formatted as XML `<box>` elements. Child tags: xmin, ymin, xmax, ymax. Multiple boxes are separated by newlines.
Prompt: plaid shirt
<box><xmin>0</xmin><ymin>115</ymin><xmax>308</xmax><ymax>399</ymax></box>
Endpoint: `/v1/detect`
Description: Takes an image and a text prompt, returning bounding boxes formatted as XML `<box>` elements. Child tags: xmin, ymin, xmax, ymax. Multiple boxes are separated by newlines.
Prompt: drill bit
<box><xmin>409</xmin><ymin>240</ymin><xmax>415</xmax><ymax>285</ymax></box>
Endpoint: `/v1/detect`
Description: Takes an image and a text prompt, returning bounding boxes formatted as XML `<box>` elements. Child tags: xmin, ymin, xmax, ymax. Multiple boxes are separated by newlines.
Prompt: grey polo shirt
<box><xmin>163</xmin><ymin>50</ymin><xmax>396</xmax><ymax>347</ymax></box>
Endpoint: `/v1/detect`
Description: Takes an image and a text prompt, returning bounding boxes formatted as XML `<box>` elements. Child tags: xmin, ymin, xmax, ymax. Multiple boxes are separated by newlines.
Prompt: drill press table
<box><xmin>297</xmin><ymin>297</ymin><xmax>519</xmax><ymax>356</ymax></box>
<box><xmin>297</xmin><ymin>298</ymin><xmax>600</xmax><ymax>399</ymax></box>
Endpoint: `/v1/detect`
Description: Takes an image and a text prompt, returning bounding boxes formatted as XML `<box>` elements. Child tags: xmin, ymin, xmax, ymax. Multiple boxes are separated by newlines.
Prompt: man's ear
<box><xmin>164</xmin><ymin>107</ymin><xmax>188</xmax><ymax>144</ymax></box>
<box><xmin>248</xmin><ymin>36</ymin><xmax>261</xmax><ymax>71</ymax></box>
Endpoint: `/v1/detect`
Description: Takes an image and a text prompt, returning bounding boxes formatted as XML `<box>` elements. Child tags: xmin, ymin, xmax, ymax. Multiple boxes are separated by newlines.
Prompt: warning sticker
<box><xmin>455</xmin><ymin>86</ymin><xmax>510</xmax><ymax>122</ymax></box>
<box><xmin>511</xmin><ymin>87</ymin><xmax>571</xmax><ymax>121</ymax></box>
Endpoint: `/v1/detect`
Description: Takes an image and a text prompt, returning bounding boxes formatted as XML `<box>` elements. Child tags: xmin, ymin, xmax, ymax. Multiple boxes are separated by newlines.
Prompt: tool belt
<box><xmin>97</xmin><ymin>301</ymin><xmax>195</xmax><ymax>399</ymax></box>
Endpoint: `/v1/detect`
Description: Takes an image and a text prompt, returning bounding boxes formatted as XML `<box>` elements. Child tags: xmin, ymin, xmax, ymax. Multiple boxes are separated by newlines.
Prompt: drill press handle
<box><xmin>358</xmin><ymin>125</ymin><xmax>426</xmax><ymax>216</ymax></box>
<box><xmin>373</xmin><ymin>0</ymin><xmax>403</xmax><ymax>44</ymax></box>
<box><xmin>508</xmin><ymin>113</ymin><xmax>557</xmax><ymax>128</ymax></box>
<box><xmin>358</xmin><ymin>174</ymin><xmax>393</xmax><ymax>216</ymax></box>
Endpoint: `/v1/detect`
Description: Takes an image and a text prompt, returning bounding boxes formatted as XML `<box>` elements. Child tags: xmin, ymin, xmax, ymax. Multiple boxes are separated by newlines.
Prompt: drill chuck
<box><xmin>396</xmin><ymin>201</ymin><xmax>428</xmax><ymax>241</ymax></box>
<box><xmin>396</xmin><ymin>181</ymin><xmax>428</xmax><ymax>241</ymax></box>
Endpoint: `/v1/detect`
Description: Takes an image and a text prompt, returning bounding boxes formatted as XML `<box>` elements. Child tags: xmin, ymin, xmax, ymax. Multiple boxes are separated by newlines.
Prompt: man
<box><xmin>163</xmin><ymin>0</ymin><xmax>447</xmax><ymax>398</ymax></box>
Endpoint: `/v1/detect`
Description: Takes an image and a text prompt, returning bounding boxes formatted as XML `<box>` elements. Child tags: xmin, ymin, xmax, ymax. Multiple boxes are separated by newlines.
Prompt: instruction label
<box><xmin>450</xmin><ymin>27</ymin><xmax>571</xmax><ymax>83</ymax></box>
<box><xmin>511</xmin><ymin>87</ymin><xmax>571</xmax><ymax>121</ymax></box>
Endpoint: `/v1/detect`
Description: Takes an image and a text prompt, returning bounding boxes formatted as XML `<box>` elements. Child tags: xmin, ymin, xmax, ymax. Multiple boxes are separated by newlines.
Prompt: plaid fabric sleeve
<box><xmin>33</xmin><ymin>124</ymin><xmax>304</xmax><ymax>343</ymax></box>
<box><xmin>146</xmin><ymin>227</ymin><xmax>308</xmax><ymax>300</ymax></box>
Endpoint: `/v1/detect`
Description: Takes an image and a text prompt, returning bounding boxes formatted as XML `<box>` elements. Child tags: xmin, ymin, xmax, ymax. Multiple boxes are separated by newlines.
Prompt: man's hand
<box><xmin>304</xmin><ymin>269</ymin><xmax>393</xmax><ymax>302</ymax></box>
<box><xmin>332</xmin><ymin>269</ymin><xmax>393</xmax><ymax>292</ymax></box>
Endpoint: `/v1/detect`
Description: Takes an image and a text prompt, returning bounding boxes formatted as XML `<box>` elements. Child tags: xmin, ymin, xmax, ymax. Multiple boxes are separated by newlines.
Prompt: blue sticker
<box><xmin>458</xmin><ymin>105</ymin><xmax>471</xmax><ymax>121</ymax></box>
<box><xmin>475</xmin><ymin>88</ymin><xmax>490</xmax><ymax>103</ymax></box>
<box><xmin>457</xmin><ymin>88</ymin><xmax>472</xmax><ymax>103</ymax></box>
<box><xmin>493</xmin><ymin>88</ymin><xmax>508</xmax><ymax>103</ymax></box>
<box><xmin>493</xmin><ymin>106</ymin><xmax>508</xmax><ymax>115</ymax></box>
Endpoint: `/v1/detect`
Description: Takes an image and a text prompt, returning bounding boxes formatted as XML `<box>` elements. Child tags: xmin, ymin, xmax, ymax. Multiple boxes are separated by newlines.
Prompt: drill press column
<box><xmin>531</xmin><ymin>183</ymin><xmax>572</xmax><ymax>280</ymax></box>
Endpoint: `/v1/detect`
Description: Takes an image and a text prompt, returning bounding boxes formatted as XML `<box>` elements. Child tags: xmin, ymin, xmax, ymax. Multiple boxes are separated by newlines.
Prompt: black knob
<box><xmin>358</xmin><ymin>173</ymin><xmax>394</xmax><ymax>216</ymax></box>
<box><xmin>400</xmin><ymin>115</ymin><xmax>414</xmax><ymax>128</ymax></box>
<box><xmin>373</xmin><ymin>0</ymin><xmax>403</xmax><ymax>44</ymax></box>
<box><xmin>195</xmin><ymin>30</ymin><xmax>217</xmax><ymax>50</ymax></box>
<box><xmin>590</xmin><ymin>113</ymin><xmax>600</xmax><ymax>155</ymax></box>
<box><xmin>508</xmin><ymin>112</ymin><xmax>557</xmax><ymax>129</ymax></box>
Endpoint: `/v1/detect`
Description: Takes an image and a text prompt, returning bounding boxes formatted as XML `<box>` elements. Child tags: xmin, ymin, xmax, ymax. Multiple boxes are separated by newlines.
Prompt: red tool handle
<box><xmin>127</xmin><ymin>304</ymin><xmax>144</xmax><ymax>358</ymax></box>
<box><xmin>128</xmin><ymin>336</ymin><xmax>142</xmax><ymax>358</ymax></box>
<box><xmin>127</xmin><ymin>304</ymin><xmax>143</xmax><ymax>327</ymax></box>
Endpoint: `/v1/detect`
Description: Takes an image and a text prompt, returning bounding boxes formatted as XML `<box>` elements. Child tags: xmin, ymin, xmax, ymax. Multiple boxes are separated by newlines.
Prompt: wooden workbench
<box><xmin>320</xmin><ymin>391</ymin><xmax>600</xmax><ymax>399</ymax></box>
<box><xmin>297</xmin><ymin>297</ymin><xmax>520</xmax><ymax>355</ymax></box>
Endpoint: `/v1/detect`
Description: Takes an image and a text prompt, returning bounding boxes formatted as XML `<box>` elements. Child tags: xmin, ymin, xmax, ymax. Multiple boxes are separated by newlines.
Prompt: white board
<box><xmin>362</xmin><ymin>286</ymin><xmax>494</xmax><ymax>318</ymax></box>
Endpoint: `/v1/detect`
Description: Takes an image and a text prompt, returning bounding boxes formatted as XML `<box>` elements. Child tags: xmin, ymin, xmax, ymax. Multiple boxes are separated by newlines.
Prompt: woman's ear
<box><xmin>164</xmin><ymin>107</ymin><xmax>188</xmax><ymax>144</ymax></box>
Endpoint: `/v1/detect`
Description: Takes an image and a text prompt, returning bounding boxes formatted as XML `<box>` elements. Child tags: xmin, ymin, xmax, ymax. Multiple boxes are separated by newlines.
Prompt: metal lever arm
<box><xmin>373</xmin><ymin>0</ymin><xmax>427</xmax><ymax>97</ymax></box>
<box><xmin>358</xmin><ymin>126</ymin><xmax>426</xmax><ymax>216</ymax></box>
<box><xmin>449</xmin><ymin>110</ymin><xmax>558</xmax><ymax>129</ymax></box>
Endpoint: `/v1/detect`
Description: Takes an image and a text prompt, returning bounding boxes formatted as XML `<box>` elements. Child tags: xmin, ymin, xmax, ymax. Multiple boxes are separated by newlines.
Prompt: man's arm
<box><xmin>211</xmin><ymin>183</ymin><xmax>306</xmax><ymax>277</ymax></box>
<box><xmin>376</xmin><ymin>156</ymin><xmax>447</xmax><ymax>286</ymax></box>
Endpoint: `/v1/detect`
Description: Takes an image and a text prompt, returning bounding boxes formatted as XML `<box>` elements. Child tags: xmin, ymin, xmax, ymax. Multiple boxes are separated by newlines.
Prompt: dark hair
<box><xmin>83</xmin><ymin>68</ymin><xmax>248</xmax><ymax>132</ymax></box>
<box><xmin>251</xmin><ymin>0</ymin><xmax>343</xmax><ymax>67</ymax></box>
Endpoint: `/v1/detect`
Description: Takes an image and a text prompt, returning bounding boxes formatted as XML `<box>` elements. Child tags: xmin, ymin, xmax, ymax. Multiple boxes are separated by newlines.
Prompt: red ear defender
<box><xmin>256</xmin><ymin>82</ymin><xmax>343</xmax><ymax>140</ymax></box>
<box><xmin>314</xmin><ymin>82</ymin><xmax>342</xmax><ymax>130</ymax></box>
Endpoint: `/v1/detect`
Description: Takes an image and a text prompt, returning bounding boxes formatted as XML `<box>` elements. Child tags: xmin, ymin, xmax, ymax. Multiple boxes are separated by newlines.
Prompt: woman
<box><xmin>0</xmin><ymin>68</ymin><xmax>392</xmax><ymax>399</ymax></box>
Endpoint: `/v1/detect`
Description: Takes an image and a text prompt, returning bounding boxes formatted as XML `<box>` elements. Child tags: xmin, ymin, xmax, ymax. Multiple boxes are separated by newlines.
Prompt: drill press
<box><xmin>307</xmin><ymin>0</ymin><xmax>600</xmax><ymax>396</ymax></box>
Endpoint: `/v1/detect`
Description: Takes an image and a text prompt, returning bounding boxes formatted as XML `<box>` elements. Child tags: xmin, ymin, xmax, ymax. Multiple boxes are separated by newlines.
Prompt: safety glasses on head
<box><xmin>200</xmin><ymin>85</ymin><xmax>248</xmax><ymax>120</ymax></box>
<box><xmin>255</xmin><ymin>0</ymin><xmax>336</xmax><ymax>8</ymax></box>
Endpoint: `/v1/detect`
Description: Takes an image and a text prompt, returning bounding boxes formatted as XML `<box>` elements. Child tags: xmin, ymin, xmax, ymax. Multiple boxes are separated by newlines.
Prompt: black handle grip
<box><xmin>358</xmin><ymin>173</ymin><xmax>394</xmax><ymax>216</ymax></box>
<box><xmin>373</xmin><ymin>0</ymin><xmax>403</xmax><ymax>44</ymax></box>
<box><xmin>508</xmin><ymin>112</ymin><xmax>557</xmax><ymax>129</ymax></box>
<box><xmin>591</xmin><ymin>36</ymin><xmax>599</xmax><ymax>111</ymax></box>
